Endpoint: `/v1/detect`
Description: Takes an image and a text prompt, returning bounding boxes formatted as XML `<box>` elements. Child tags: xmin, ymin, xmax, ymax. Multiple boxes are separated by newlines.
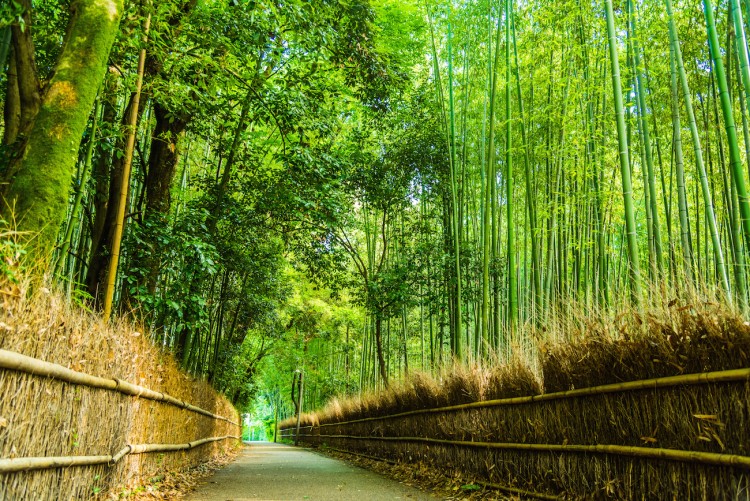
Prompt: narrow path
<box><xmin>186</xmin><ymin>442</ymin><xmax>439</xmax><ymax>500</ymax></box>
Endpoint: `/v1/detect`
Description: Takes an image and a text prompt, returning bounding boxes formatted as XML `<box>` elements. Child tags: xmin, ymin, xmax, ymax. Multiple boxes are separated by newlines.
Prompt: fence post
<box><xmin>291</xmin><ymin>370</ymin><xmax>304</xmax><ymax>446</ymax></box>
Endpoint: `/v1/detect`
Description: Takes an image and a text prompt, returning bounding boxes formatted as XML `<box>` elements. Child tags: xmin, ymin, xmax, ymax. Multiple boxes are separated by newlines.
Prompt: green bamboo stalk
<box><xmin>446</xmin><ymin>14</ymin><xmax>463</xmax><ymax>360</ymax></box>
<box><xmin>425</xmin><ymin>6</ymin><xmax>462</xmax><ymax>359</ymax></box>
<box><xmin>669</xmin><ymin>45</ymin><xmax>694</xmax><ymax>286</ymax></box>
<box><xmin>703</xmin><ymin>0</ymin><xmax>749</xmax><ymax>309</ymax></box>
<box><xmin>511</xmin><ymin>11</ymin><xmax>540</xmax><ymax>314</ymax></box>
<box><xmin>665</xmin><ymin>0</ymin><xmax>730</xmax><ymax>299</ymax></box>
<box><xmin>482</xmin><ymin>11</ymin><xmax>503</xmax><ymax>355</ymax></box>
<box><xmin>604</xmin><ymin>0</ymin><xmax>642</xmax><ymax>304</ymax></box>
<box><xmin>732</xmin><ymin>0</ymin><xmax>750</xmax><ymax>141</ymax></box>
<box><xmin>628</xmin><ymin>0</ymin><xmax>664</xmax><ymax>277</ymax></box>
<box><xmin>506</xmin><ymin>0</ymin><xmax>517</xmax><ymax>330</ymax></box>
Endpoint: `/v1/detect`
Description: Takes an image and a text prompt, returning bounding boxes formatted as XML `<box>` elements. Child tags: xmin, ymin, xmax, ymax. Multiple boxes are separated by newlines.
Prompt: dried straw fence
<box><xmin>281</xmin><ymin>368</ymin><xmax>750</xmax><ymax>499</ymax></box>
<box><xmin>0</xmin><ymin>349</ymin><xmax>238</xmax><ymax>471</ymax></box>
<box><xmin>0</xmin><ymin>283</ymin><xmax>241</xmax><ymax>500</ymax></box>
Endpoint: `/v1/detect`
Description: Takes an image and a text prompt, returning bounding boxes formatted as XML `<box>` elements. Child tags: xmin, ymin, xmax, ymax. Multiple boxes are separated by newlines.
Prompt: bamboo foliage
<box><xmin>377</xmin><ymin>0</ymin><xmax>750</xmax><ymax>373</ymax></box>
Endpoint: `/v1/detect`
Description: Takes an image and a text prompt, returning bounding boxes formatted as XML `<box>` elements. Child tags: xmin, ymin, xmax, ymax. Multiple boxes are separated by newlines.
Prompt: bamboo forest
<box><xmin>3</xmin><ymin>0</ymin><xmax>750</xmax><ymax>498</ymax></box>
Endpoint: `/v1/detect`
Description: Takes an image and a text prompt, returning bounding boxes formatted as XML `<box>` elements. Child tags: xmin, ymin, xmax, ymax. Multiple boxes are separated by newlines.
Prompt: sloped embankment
<box><xmin>0</xmin><ymin>278</ymin><xmax>240</xmax><ymax>499</ymax></box>
<box><xmin>282</xmin><ymin>303</ymin><xmax>750</xmax><ymax>499</ymax></box>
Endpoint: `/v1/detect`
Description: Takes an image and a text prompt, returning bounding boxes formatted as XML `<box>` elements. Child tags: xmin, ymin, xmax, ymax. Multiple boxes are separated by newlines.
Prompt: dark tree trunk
<box><xmin>3</xmin><ymin>48</ymin><xmax>21</xmax><ymax>146</ymax></box>
<box><xmin>2</xmin><ymin>0</ymin><xmax>40</xmax><ymax>151</ymax></box>
<box><xmin>374</xmin><ymin>311</ymin><xmax>389</xmax><ymax>387</ymax></box>
<box><xmin>145</xmin><ymin>102</ymin><xmax>189</xmax><ymax>215</ymax></box>
<box><xmin>132</xmin><ymin>101</ymin><xmax>190</xmax><ymax>295</ymax></box>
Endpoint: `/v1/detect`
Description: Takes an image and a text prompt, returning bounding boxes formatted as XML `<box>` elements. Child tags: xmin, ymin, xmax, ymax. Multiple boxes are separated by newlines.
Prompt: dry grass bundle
<box><xmin>542</xmin><ymin>301</ymin><xmax>750</xmax><ymax>392</ymax></box>
<box><xmin>0</xmin><ymin>274</ymin><xmax>240</xmax><ymax>500</ymax></box>
<box><xmin>437</xmin><ymin>365</ymin><xmax>485</xmax><ymax>406</ymax></box>
<box><xmin>407</xmin><ymin>372</ymin><xmax>442</xmax><ymax>409</ymax></box>
<box><xmin>485</xmin><ymin>357</ymin><xmax>541</xmax><ymax>400</ymax></box>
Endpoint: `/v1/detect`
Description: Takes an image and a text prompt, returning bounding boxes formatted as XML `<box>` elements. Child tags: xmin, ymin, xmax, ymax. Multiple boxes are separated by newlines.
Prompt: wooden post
<box><xmin>291</xmin><ymin>370</ymin><xmax>304</xmax><ymax>446</ymax></box>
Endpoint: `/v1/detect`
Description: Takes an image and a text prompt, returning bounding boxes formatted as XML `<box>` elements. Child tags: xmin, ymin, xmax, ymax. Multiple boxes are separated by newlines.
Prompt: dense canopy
<box><xmin>3</xmin><ymin>0</ymin><xmax>750</xmax><ymax>423</ymax></box>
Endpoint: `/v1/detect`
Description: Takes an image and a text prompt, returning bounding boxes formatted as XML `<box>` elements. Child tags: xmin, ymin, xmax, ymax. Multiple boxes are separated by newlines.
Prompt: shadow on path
<box><xmin>186</xmin><ymin>442</ymin><xmax>439</xmax><ymax>500</ymax></box>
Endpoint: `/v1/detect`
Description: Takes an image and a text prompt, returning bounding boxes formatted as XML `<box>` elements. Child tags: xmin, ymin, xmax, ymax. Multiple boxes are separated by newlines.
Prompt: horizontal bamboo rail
<box><xmin>0</xmin><ymin>435</ymin><xmax>240</xmax><ymax>473</ymax></box>
<box><xmin>0</xmin><ymin>349</ymin><xmax>239</xmax><ymax>426</ymax></box>
<box><xmin>300</xmin><ymin>434</ymin><xmax>750</xmax><ymax>470</ymax></box>
<box><xmin>309</xmin><ymin>367</ymin><xmax>750</xmax><ymax>428</ymax></box>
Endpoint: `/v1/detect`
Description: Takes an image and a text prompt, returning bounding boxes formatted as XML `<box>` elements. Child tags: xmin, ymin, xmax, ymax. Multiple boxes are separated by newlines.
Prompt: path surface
<box><xmin>186</xmin><ymin>442</ymin><xmax>439</xmax><ymax>501</ymax></box>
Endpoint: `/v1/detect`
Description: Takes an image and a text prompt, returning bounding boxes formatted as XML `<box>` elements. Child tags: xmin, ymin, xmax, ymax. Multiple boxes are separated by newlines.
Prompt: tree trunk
<box><xmin>2</xmin><ymin>0</ymin><xmax>40</xmax><ymax>148</ymax></box>
<box><xmin>374</xmin><ymin>311</ymin><xmax>388</xmax><ymax>387</ymax></box>
<box><xmin>129</xmin><ymin>101</ymin><xmax>190</xmax><ymax>296</ymax></box>
<box><xmin>1</xmin><ymin>0</ymin><xmax>124</xmax><ymax>258</ymax></box>
<box><xmin>2</xmin><ymin>48</ymin><xmax>21</xmax><ymax>146</ymax></box>
<box><xmin>145</xmin><ymin>102</ymin><xmax>188</xmax><ymax>216</ymax></box>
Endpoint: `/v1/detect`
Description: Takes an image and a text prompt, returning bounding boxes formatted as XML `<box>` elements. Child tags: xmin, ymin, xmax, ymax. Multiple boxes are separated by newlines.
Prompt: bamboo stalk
<box><xmin>0</xmin><ymin>435</ymin><xmax>240</xmax><ymax>473</ymax></box>
<box><xmin>0</xmin><ymin>349</ymin><xmax>239</xmax><ymax>426</ymax></box>
<box><xmin>129</xmin><ymin>443</ymin><xmax>188</xmax><ymax>454</ymax></box>
<box><xmin>0</xmin><ymin>455</ymin><xmax>113</xmax><ymax>473</ymax></box>
<box><xmin>111</xmin><ymin>446</ymin><xmax>131</xmax><ymax>463</ymax></box>
<box><xmin>103</xmin><ymin>8</ymin><xmax>152</xmax><ymax>319</ymax></box>
<box><xmin>324</xmin><ymin>446</ymin><xmax>398</xmax><ymax>465</ymax></box>
<box><xmin>0</xmin><ymin>349</ymin><xmax>118</xmax><ymax>390</ymax></box>
<box><xmin>297</xmin><ymin>367</ymin><xmax>750</xmax><ymax>427</ymax></box>
<box><xmin>114</xmin><ymin>378</ymin><xmax>166</xmax><ymax>400</ymax></box>
<box><xmin>300</xmin><ymin>434</ymin><xmax>750</xmax><ymax>470</ymax></box>
<box><xmin>0</xmin><ymin>436</ymin><xmax>239</xmax><ymax>473</ymax></box>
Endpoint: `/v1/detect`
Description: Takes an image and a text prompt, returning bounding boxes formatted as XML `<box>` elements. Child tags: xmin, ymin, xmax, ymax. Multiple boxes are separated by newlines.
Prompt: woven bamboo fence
<box><xmin>0</xmin><ymin>284</ymin><xmax>241</xmax><ymax>500</ymax></box>
<box><xmin>280</xmin><ymin>368</ymin><xmax>750</xmax><ymax>499</ymax></box>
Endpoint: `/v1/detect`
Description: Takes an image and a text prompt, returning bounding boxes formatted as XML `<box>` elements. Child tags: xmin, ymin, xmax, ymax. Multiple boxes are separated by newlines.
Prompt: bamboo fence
<box><xmin>309</xmin><ymin>367</ymin><xmax>750</xmax><ymax>428</ymax></box>
<box><xmin>0</xmin><ymin>348</ymin><xmax>241</xmax><ymax>498</ymax></box>
<box><xmin>281</xmin><ymin>367</ymin><xmax>750</xmax><ymax>499</ymax></box>
<box><xmin>0</xmin><ymin>348</ymin><xmax>240</xmax><ymax>473</ymax></box>
<box><xmin>0</xmin><ymin>349</ymin><xmax>239</xmax><ymax>425</ymax></box>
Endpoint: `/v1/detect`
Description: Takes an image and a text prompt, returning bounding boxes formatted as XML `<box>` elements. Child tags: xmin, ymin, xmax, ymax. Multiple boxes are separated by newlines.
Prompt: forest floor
<box><xmin>318</xmin><ymin>447</ymin><xmax>516</xmax><ymax>500</ymax></box>
<box><xmin>182</xmin><ymin>442</ymin><xmax>443</xmax><ymax>500</ymax></box>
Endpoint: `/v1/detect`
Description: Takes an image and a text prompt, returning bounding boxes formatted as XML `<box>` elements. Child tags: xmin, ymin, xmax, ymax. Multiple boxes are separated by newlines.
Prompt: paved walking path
<box><xmin>186</xmin><ymin>442</ymin><xmax>439</xmax><ymax>501</ymax></box>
